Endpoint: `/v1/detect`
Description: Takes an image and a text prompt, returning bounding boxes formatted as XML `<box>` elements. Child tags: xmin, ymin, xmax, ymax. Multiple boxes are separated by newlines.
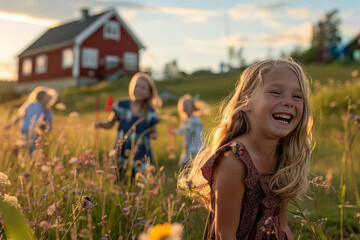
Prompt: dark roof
<box><xmin>19</xmin><ymin>11</ymin><xmax>109</xmax><ymax>57</ymax></box>
<box><xmin>343</xmin><ymin>33</ymin><xmax>360</xmax><ymax>50</ymax></box>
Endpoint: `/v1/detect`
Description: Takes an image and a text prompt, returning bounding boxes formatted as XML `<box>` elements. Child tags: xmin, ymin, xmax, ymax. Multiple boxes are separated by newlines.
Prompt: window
<box><xmin>105</xmin><ymin>55</ymin><xmax>120</xmax><ymax>70</ymax></box>
<box><xmin>62</xmin><ymin>48</ymin><xmax>73</xmax><ymax>68</ymax></box>
<box><xmin>22</xmin><ymin>58</ymin><xmax>32</xmax><ymax>76</ymax></box>
<box><xmin>103</xmin><ymin>21</ymin><xmax>120</xmax><ymax>40</ymax></box>
<box><xmin>82</xmin><ymin>48</ymin><xmax>98</xmax><ymax>69</ymax></box>
<box><xmin>36</xmin><ymin>55</ymin><xmax>47</xmax><ymax>74</ymax></box>
<box><xmin>353</xmin><ymin>50</ymin><xmax>360</xmax><ymax>61</ymax></box>
<box><xmin>123</xmin><ymin>52</ymin><xmax>138</xmax><ymax>70</ymax></box>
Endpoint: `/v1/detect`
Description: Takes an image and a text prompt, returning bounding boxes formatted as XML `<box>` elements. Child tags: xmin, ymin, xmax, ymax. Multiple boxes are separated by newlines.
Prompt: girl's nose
<box><xmin>281</xmin><ymin>96</ymin><xmax>294</xmax><ymax>108</ymax></box>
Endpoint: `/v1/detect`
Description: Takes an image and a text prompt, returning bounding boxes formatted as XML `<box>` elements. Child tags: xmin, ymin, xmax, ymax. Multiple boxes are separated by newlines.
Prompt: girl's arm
<box><xmin>149</xmin><ymin>125</ymin><xmax>158</xmax><ymax>139</ymax></box>
<box><xmin>4</xmin><ymin>116</ymin><xmax>22</xmax><ymax>129</ymax></box>
<box><xmin>94</xmin><ymin>112</ymin><xmax>117</xmax><ymax>129</ymax></box>
<box><xmin>280</xmin><ymin>200</ymin><xmax>294</xmax><ymax>240</ymax></box>
<box><xmin>213</xmin><ymin>151</ymin><xmax>246</xmax><ymax>240</ymax></box>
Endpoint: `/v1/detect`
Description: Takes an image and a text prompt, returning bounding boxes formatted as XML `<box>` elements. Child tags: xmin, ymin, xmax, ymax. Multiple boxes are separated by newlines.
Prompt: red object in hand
<box><xmin>105</xmin><ymin>95</ymin><xmax>114</xmax><ymax>112</ymax></box>
<box><xmin>168</xmin><ymin>125</ymin><xmax>175</xmax><ymax>135</ymax></box>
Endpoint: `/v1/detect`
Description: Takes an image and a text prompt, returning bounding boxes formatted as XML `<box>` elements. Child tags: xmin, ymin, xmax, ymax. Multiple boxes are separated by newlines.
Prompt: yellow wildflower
<box><xmin>0</xmin><ymin>172</ymin><xmax>10</xmax><ymax>186</ymax></box>
<box><xmin>2</xmin><ymin>194</ymin><xmax>20</xmax><ymax>208</ymax></box>
<box><xmin>139</xmin><ymin>222</ymin><xmax>182</xmax><ymax>240</ymax></box>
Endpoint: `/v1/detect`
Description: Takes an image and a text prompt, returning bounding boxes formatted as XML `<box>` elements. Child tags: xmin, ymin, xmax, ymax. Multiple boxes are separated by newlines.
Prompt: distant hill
<box><xmin>0</xmin><ymin>81</ymin><xmax>16</xmax><ymax>92</ymax></box>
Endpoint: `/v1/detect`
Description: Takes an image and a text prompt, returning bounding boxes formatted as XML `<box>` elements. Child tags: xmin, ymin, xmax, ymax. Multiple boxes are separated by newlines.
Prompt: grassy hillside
<box><xmin>0</xmin><ymin>63</ymin><xmax>359</xmax><ymax>239</ymax></box>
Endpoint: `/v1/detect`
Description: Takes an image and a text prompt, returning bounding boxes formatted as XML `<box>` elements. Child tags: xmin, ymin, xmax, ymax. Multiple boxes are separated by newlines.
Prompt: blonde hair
<box><xmin>177</xmin><ymin>94</ymin><xmax>204</xmax><ymax>120</ymax></box>
<box><xmin>128</xmin><ymin>72</ymin><xmax>160</xmax><ymax>112</ymax></box>
<box><xmin>178</xmin><ymin>57</ymin><xmax>313</xmax><ymax>206</ymax></box>
<box><xmin>18</xmin><ymin>86</ymin><xmax>58</xmax><ymax>116</ymax></box>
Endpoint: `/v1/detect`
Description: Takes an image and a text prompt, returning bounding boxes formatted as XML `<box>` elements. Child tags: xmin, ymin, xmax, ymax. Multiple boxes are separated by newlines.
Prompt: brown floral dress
<box><xmin>201</xmin><ymin>142</ymin><xmax>288</xmax><ymax>240</ymax></box>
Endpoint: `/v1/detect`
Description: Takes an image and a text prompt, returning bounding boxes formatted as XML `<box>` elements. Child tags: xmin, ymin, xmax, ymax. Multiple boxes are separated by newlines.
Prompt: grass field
<box><xmin>0</xmin><ymin>63</ymin><xmax>359</xmax><ymax>239</ymax></box>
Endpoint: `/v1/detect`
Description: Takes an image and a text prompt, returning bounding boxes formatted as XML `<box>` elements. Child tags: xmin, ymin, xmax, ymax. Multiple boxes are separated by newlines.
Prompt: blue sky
<box><xmin>0</xmin><ymin>0</ymin><xmax>359</xmax><ymax>80</ymax></box>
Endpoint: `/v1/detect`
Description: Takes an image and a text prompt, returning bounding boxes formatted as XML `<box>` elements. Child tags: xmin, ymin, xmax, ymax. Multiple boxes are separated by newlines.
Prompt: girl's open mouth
<box><xmin>273</xmin><ymin>113</ymin><xmax>293</xmax><ymax>124</ymax></box>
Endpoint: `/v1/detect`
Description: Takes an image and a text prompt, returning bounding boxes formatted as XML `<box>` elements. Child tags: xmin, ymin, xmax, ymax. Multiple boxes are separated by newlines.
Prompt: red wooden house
<box><xmin>17</xmin><ymin>8</ymin><xmax>145</xmax><ymax>91</ymax></box>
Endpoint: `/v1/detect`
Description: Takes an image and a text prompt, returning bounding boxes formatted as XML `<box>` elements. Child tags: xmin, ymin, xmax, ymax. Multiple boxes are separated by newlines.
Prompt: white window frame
<box><xmin>103</xmin><ymin>21</ymin><xmax>120</xmax><ymax>40</ymax></box>
<box><xmin>35</xmin><ymin>55</ymin><xmax>47</xmax><ymax>74</ymax></box>
<box><xmin>82</xmin><ymin>48</ymin><xmax>99</xmax><ymax>69</ymax></box>
<box><xmin>62</xmin><ymin>48</ymin><xmax>73</xmax><ymax>69</ymax></box>
<box><xmin>22</xmin><ymin>58</ymin><xmax>32</xmax><ymax>76</ymax></box>
<box><xmin>105</xmin><ymin>55</ymin><xmax>120</xmax><ymax>70</ymax></box>
<box><xmin>123</xmin><ymin>52</ymin><xmax>138</xmax><ymax>70</ymax></box>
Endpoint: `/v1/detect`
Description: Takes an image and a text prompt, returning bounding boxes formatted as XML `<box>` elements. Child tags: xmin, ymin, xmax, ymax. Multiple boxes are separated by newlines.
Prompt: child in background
<box><xmin>94</xmin><ymin>72</ymin><xmax>160</xmax><ymax>175</ymax></box>
<box><xmin>178</xmin><ymin>58</ymin><xmax>313</xmax><ymax>240</ymax></box>
<box><xmin>5</xmin><ymin>86</ymin><xmax>58</xmax><ymax>154</ymax></box>
<box><xmin>176</xmin><ymin>94</ymin><xmax>204</xmax><ymax>168</ymax></box>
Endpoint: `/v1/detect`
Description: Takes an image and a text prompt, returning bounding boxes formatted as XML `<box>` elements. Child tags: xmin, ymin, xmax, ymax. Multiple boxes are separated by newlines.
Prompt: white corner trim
<box><xmin>73</xmin><ymin>44</ymin><xmax>80</xmax><ymax>77</ymax></box>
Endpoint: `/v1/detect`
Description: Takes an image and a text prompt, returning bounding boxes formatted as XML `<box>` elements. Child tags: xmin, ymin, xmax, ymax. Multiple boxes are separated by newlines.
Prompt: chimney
<box><xmin>81</xmin><ymin>8</ymin><xmax>89</xmax><ymax>20</ymax></box>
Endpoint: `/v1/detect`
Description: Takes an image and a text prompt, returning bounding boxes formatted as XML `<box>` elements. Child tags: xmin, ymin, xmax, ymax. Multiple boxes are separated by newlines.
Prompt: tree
<box><xmin>311</xmin><ymin>9</ymin><xmax>341</xmax><ymax>62</ymax></box>
<box><xmin>163</xmin><ymin>60</ymin><xmax>180</xmax><ymax>79</ymax></box>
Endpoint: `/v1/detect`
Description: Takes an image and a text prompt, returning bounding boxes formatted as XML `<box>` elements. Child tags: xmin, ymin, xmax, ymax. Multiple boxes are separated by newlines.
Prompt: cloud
<box><xmin>0</xmin><ymin>11</ymin><xmax>56</xmax><ymax>26</ymax></box>
<box><xmin>185</xmin><ymin>21</ymin><xmax>313</xmax><ymax>56</ymax></box>
<box><xmin>100</xmin><ymin>0</ymin><xmax>222</xmax><ymax>23</ymax></box>
<box><xmin>228</xmin><ymin>2</ymin><xmax>286</xmax><ymax>29</ymax></box>
<box><xmin>286</xmin><ymin>7</ymin><xmax>311</xmax><ymax>20</ymax></box>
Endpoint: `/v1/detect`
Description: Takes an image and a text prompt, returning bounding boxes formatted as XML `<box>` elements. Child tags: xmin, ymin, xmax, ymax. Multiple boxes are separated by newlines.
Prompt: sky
<box><xmin>0</xmin><ymin>0</ymin><xmax>359</xmax><ymax>81</ymax></box>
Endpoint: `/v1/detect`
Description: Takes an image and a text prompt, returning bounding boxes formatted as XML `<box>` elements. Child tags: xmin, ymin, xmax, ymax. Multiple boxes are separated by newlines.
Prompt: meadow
<box><xmin>0</xmin><ymin>62</ymin><xmax>359</xmax><ymax>239</ymax></box>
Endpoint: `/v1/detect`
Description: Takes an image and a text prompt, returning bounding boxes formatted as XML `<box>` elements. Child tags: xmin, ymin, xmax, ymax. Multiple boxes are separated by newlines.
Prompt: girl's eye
<box><xmin>293</xmin><ymin>95</ymin><xmax>303</xmax><ymax>100</ymax></box>
<box><xmin>270</xmin><ymin>91</ymin><xmax>280</xmax><ymax>95</ymax></box>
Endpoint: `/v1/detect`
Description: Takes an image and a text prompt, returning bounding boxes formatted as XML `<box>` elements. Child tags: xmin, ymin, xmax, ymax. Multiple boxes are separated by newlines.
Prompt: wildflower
<box><xmin>86</xmin><ymin>180</ymin><xmax>95</xmax><ymax>186</ymax></box>
<box><xmin>1</xmin><ymin>194</ymin><xmax>20</xmax><ymax>208</ymax></box>
<box><xmin>124</xmin><ymin>149</ymin><xmax>131</xmax><ymax>157</ymax></box>
<box><xmin>107</xmin><ymin>173</ymin><xmax>116</xmax><ymax>179</ymax></box>
<box><xmin>55</xmin><ymin>102</ymin><xmax>66</xmax><ymax>111</ymax></box>
<box><xmin>68</xmin><ymin>111</ymin><xmax>79</xmax><ymax>120</ymax></box>
<box><xmin>108</xmin><ymin>149</ymin><xmax>116</xmax><ymax>158</ymax></box>
<box><xmin>149</xmin><ymin>185</ymin><xmax>160</xmax><ymax>196</ymax></box>
<box><xmin>351</xmin><ymin>70</ymin><xmax>359</xmax><ymax>78</ymax></box>
<box><xmin>69</xmin><ymin>157</ymin><xmax>78</xmax><ymax>164</ymax></box>
<box><xmin>134</xmin><ymin>160</ymin><xmax>144</xmax><ymax>172</ymax></box>
<box><xmin>47</xmin><ymin>204</ymin><xmax>56</xmax><ymax>215</ymax></box>
<box><xmin>35</xmin><ymin>120</ymin><xmax>50</xmax><ymax>135</ymax></box>
<box><xmin>39</xmin><ymin>221</ymin><xmax>49</xmax><ymax>228</ymax></box>
<box><xmin>168</xmin><ymin>153</ymin><xmax>176</xmax><ymax>160</ymax></box>
<box><xmin>82</xmin><ymin>196</ymin><xmax>94</xmax><ymax>211</ymax></box>
<box><xmin>329</xmin><ymin>101</ymin><xmax>337</xmax><ymax>108</ymax></box>
<box><xmin>41</xmin><ymin>165</ymin><xmax>51</xmax><ymax>173</ymax></box>
<box><xmin>122</xmin><ymin>207</ymin><xmax>130</xmax><ymax>215</ymax></box>
<box><xmin>55</xmin><ymin>164</ymin><xmax>64</xmax><ymax>170</ymax></box>
<box><xmin>355</xmin><ymin>213</ymin><xmax>360</xmax><ymax>223</ymax></box>
<box><xmin>14</xmin><ymin>138</ymin><xmax>26</xmax><ymax>147</ymax></box>
<box><xmin>135</xmin><ymin>172</ymin><xmax>145</xmax><ymax>182</ymax></box>
<box><xmin>0</xmin><ymin>172</ymin><xmax>10</xmax><ymax>186</ymax></box>
<box><xmin>139</xmin><ymin>222</ymin><xmax>182</xmax><ymax>240</ymax></box>
<box><xmin>349</xmin><ymin>114</ymin><xmax>360</xmax><ymax>123</ymax></box>
<box><xmin>190</xmin><ymin>204</ymin><xmax>202</xmax><ymax>210</ymax></box>
<box><xmin>110</xmin><ymin>165</ymin><xmax>118</xmax><ymax>169</ymax></box>
<box><xmin>167</xmin><ymin>146</ymin><xmax>175</xmax><ymax>151</ymax></box>
<box><xmin>96</xmin><ymin>169</ymin><xmax>104</xmax><ymax>174</ymax></box>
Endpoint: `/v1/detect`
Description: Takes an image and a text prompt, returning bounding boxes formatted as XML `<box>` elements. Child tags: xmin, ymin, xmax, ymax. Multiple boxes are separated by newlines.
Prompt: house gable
<box><xmin>17</xmin><ymin>8</ymin><xmax>145</xmax><ymax>90</ymax></box>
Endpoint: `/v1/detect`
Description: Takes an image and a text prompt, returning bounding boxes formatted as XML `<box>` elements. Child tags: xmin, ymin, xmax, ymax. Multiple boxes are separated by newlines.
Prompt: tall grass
<box><xmin>1</xmin><ymin>65</ymin><xmax>360</xmax><ymax>239</ymax></box>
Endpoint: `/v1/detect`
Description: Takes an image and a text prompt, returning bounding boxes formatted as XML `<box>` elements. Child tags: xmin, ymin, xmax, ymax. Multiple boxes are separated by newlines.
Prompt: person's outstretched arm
<box><xmin>213</xmin><ymin>151</ymin><xmax>246</xmax><ymax>240</ymax></box>
<box><xmin>94</xmin><ymin>111</ymin><xmax>117</xmax><ymax>129</ymax></box>
<box><xmin>280</xmin><ymin>200</ymin><xmax>294</xmax><ymax>240</ymax></box>
<box><xmin>4</xmin><ymin>116</ymin><xmax>22</xmax><ymax>129</ymax></box>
